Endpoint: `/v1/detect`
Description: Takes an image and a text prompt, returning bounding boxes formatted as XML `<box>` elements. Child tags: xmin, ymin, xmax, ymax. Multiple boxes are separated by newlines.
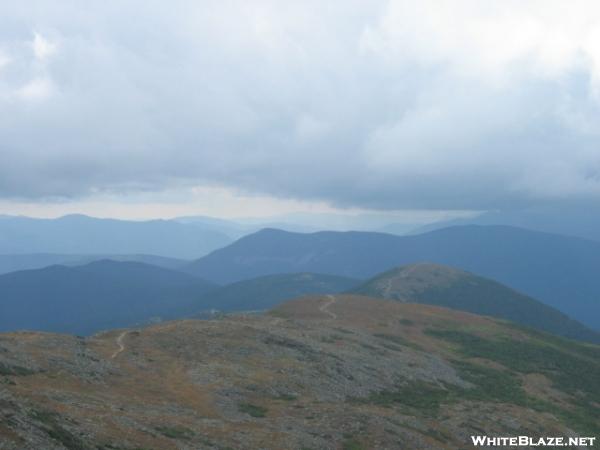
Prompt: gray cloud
<box><xmin>1</xmin><ymin>0</ymin><xmax>600</xmax><ymax>210</ymax></box>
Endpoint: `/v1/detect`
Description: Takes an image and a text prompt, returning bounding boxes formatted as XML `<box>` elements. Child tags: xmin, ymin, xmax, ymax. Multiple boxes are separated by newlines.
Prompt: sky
<box><xmin>1</xmin><ymin>1</ymin><xmax>600</xmax><ymax>220</ymax></box>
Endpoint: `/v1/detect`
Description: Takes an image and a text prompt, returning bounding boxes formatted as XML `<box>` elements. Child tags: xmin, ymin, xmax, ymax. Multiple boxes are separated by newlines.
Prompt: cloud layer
<box><xmin>1</xmin><ymin>0</ymin><xmax>600</xmax><ymax>210</ymax></box>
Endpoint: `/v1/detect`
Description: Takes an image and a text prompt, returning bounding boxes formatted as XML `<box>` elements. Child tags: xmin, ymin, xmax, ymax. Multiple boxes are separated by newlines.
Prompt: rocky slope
<box><xmin>0</xmin><ymin>295</ymin><xmax>598</xmax><ymax>449</ymax></box>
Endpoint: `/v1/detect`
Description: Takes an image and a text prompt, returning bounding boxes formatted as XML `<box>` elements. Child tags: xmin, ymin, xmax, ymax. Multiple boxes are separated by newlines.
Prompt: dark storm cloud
<box><xmin>1</xmin><ymin>0</ymin><xmax>600</xmax><ymax>210</ymax></box>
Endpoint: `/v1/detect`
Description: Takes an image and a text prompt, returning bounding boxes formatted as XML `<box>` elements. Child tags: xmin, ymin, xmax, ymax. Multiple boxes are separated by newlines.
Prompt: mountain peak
<box><xmin>351</xmin><ymin>263</ymin><xmax>600</xmax><ymax>343</ymax></box>
<box><xmin>366</xmin><ymin>262</ymin><xmax>471</xmax><ymax>299</ymax></box>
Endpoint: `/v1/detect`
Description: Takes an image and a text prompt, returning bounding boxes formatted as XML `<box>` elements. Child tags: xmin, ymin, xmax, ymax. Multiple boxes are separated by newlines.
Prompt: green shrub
<box><xmin>239</xmin><ymin>402</ymin><xmax>268</xmax><ymax>418</ymax></box>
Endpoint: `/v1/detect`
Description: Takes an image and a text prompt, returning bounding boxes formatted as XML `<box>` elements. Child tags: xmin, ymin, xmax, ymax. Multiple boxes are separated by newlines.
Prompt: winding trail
<box><xmin>111</xmin><ymin>331</ymin><xmax>129</xmax><ymax>359</ymax></box>
<box><xmin>319</xmin><ymin>295</ymin><xmax>338</xmax><ymax>320</ymax></box>
<box><xmin>382</xmin><ymin>263</ymin><xmax>424</xmax><ymax>298</ymax></box>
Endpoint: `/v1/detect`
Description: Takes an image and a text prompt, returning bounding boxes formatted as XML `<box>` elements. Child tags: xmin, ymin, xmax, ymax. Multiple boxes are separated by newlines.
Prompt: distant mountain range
<box><xmin>186</xmin><ymin>225</ymin><xmax>600</xmax><ymax>330</ymax></box>
<box><xmin>0</xmin><ymin>214</ymin><xmax>232</xmax><ymax>259</ymax></box>
<box><xmin>412</xmin><ymin>207</ymin><xmax>600</xmax><ymax>242</ymax></box>
<box><xmin>175</xmin><ymin>212</ymin><xmax>422</xmax><ymax>236</ymax></box>
<box><xmin>0</xmin><ymin>253</ymin><xmax>187</xmax><ymax>275</ymax></box>
<box><xmin>2</xmin><ymin>223</ymin><xmax>600</xmax><ymax>339</ymax></box>
<box><xmin>0</xmin><ymin>251</ymin><xmax>597</xmax><ymax>344</ymax></box>
<box><xmin>0</xmin><ymin>260</ymin><xmax>217</xmax><ymax>335</ymax></box>
<box><xmin>0</xmin><ymin>263</ymin><xmax>358</xmax><ymax>335</ymax></box>
<box><xmin>350</xmin><ymin>263</ymin><xmax>600</xmax><ymax>343</ymax></box>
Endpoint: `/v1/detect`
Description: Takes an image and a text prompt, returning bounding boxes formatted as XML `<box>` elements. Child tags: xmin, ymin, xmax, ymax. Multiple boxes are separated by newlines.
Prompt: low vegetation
<box><xmin>372</xmin><ymin>333</ymin><xmax>422</xmax><ymax>350</ymax></box>
<box><xmin>154</xmin><ymin>425</ymin><xmax>194</xmax><ymax>440</ymax></box>
<box><xmin>426</xmin><ymin>328</ymin><xmax>600</xmax><ymax>434</ymax></box>
<box><xmin>238</xmin><ymin>402</ymin><xmax>268</xmax><ymax>418</ymax></box>
<box><xmin>29</xmin><ymin>409</ymin><xmax>85</xmax><ymax>450</ymax></box>
<box><xmin>342</xmin><ymin>437</ymin><xmax>366</xmax><ymax>450</ymax></box>
<box><xmin>358</xmin><ymin>380</ymin><xmax>456</xmax><ymax>416</ymax></box>
<box><xmin>0</xmin><ymin>362</ymin><xmax>35</xmax><ymax>376</ymax></box>
<box><xmin>426</xmin><ymin>329</ymin><xmax>600</xmax><ymax>402</ymax></box>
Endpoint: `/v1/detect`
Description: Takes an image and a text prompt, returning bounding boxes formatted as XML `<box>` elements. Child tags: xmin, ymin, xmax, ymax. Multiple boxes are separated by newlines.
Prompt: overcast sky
<box><xmin>1</xmin><ymin>1</ymin><xmax>600</xmax><ymax>219</ymax></box>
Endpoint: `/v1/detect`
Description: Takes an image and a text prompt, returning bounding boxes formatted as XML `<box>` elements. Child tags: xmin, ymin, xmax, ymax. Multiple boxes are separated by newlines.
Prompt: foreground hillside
<box><xmin>0</xmin><ymin>296</ymin><xmax>597</xmax><ymax>449</ymax></box>
<box><xmin>185</xmin><ymin>225</ymin><xmax>600</xmax><ymax>330</ymax></box>
<box><xmin>350</xmin><ymin>263</ymin><xmax>600</xmax><ymax>343</ymax></box>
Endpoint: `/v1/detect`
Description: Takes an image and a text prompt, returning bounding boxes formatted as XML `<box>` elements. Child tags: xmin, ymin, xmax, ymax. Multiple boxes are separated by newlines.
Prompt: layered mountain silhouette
<box><xmin>411</xmin><ymin>206</ymin><xmax>600</xmax><ymax>242</ymax></box>
<box><xmin>350</xmin><ymin>263</ymin><xmax>600</xmax><ymax>343</ymax></box>
<box><xmin>196</xmin><ymin>272</ymin><xmax>360</xmax><ymax>312</ymax></box>
<box><xmin>0</xmin><ymin>264</ymin><xmax>358</xmax><ymax>335</ymax></box>
<box><xmin>0</xmin><ymin>253</ymin><xmax>187</xmax><ymax>275</ymax></box>
<box><xmin>185</xmin><ymin>225</ymin><xmax>600</xmax><ymax>330</ymax></box>
<box><xmin>0</xmin><ymin>214</ymin><xmax>232</xmax><ymax>259</ymax></box>
<box><xmin>0</xmin><ymin>260</ymin><xmax>217</xmax><ymax>335</ymax></box>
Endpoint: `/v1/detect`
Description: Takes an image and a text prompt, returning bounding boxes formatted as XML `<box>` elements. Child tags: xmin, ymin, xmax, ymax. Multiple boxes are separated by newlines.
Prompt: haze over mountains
<box><xmin>412</xmin><ymin>207</ymin><xmax>600</xmax><ymax>242</ymax></box>
<box><xmin>1</xmin><ymin>249</ymin><xmax>597</xmax><ymax>346</ymax></box>
<box><xmin>0</xmin><ymin>215</ymin><xmax>232</xmax><ymax>259</ymax></box>
<box><xmin>1</xmin><ymin>214</ymin><xmax>600</xmax><ymax>338</ymax></box>
<box><xmin>0</xmin><ymin>213</ymin><xmax>420</xmax><ymax>273</ymax></box>
<box><xmin>0</xmin><ymin>212</ymin><xmax>427</xmax><ymax>267</ymax></box>
<box><xmin>187</xmin><ymin>225</ymin><xmax>600</xmax><ymax>331</ymax></box>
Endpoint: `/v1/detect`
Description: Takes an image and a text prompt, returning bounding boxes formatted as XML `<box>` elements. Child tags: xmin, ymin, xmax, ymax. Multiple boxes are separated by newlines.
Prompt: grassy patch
<box><xmin>239</xmin><ymin>402</ymin><xmax>268</xmax><ymax>418</ymax></box>
<box><xmin>274</xmin><ymin>393</ymin><xmax>298</xmax><ymax>401</ymax></box>
<box><xmin>320</xmin><ymin>335</ymin><xmax>342</xmax><ymax>344</ymax></box>
<box><xmin>372</xmin><ymin>333</ymin><xmax>422</xmax><ymax>351</ymax></box>
<box><xmin>342</xmin><ymin>437</ymin><xmax>366</xmax><ymax>450</ymax></box>
<box><xmin>380</xmin><ymin>342</ymin><xmax>404</xmax><ymax>352</ymax></box>
<box><xmin>29</xmin><ymin>409</ymin><xmax>56</xmax><ymax>424</ymax></box>
<box><xmin>453</xmin><ymin>360</ymin><xmax>525</xmax><ymax>404</ymax></box>
<box><xmin>426</xmin><ymin>329</ymin><xmax>600</xmax><ymax>402</ymax></box>
<box><xmin>0</xmin><ymin>362</ymin><xmax>35</xmax><ymax>376</ymax></box>
<box><xmin>351</xmin><ymin>360</ymin><xmax>530</xmax><ymax>415</ymax></box>
<box><xmin>505</xmin><ymin>323</ymin><xmax>600</xmax><ymax>360</ymax></box>
<box><xmin>155</xmin><ymin>425</ymin><xmax>194</xmax><ymax>440</ymax></box>
<box><xmin>29</xmin><ymin>409</ymin><xmax>85</xmax><ymax>450</ymax></box>
<box><xmin>426</xmin><ymin>328</ymin><xmax>600</xmax><ymax>435</ymax></box>
<box><xmin>358</xmin><ymin>380</ymin><xmax>456</xmax><ymax>415</ymax></box>
<box><xmin>425</xmin><ymin>428</ymin><xmax>451</xmax><ymax>443</ymax></box>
